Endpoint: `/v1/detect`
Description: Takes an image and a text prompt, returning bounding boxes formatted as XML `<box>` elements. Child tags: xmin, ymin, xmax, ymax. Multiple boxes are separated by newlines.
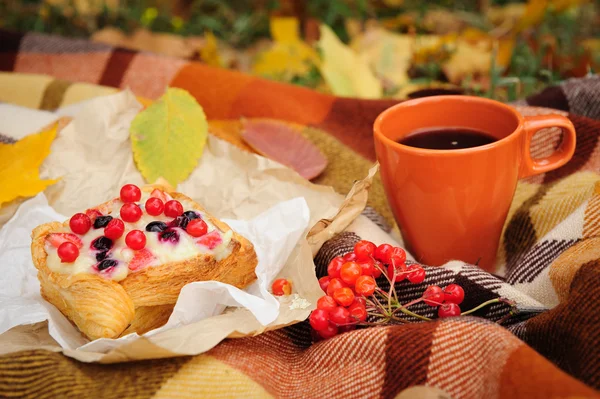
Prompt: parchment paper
<box><xmin>0</xmin><ymin>91</ymin><xmax>378</xmax><ymax>363</ymax></box>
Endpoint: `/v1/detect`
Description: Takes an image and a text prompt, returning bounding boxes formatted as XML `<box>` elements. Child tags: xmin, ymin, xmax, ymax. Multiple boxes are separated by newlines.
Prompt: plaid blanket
<box><xmin>1</xmin><ymin>29</ymin><xmax>600</xmax><ymax>398</ymax></box>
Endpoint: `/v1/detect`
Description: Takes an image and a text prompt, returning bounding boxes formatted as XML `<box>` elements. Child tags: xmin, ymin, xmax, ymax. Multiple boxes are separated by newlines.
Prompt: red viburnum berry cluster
<box><xmin>310</xmin><ymin>240</ymin><xmax>512</xmax><ymax>341</ymax></box>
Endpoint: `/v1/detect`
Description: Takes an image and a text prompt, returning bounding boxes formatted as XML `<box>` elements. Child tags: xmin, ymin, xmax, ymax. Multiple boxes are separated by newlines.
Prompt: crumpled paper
<box><xmin>0</xmin><ymin>90</ymin><xmax>378</xmax><ymax>363</ymax></box>
<box><xmin>0</xmin><ymin>192</ymin><xmax>309</xmax><ymax>352</ymax></box>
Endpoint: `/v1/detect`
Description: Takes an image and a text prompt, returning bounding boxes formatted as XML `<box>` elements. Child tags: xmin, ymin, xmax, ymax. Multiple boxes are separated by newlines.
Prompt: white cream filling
<box><xmin>45</xmin><ymin>193</ymin><xmax>233</xmax><ymax>281</ymax></box>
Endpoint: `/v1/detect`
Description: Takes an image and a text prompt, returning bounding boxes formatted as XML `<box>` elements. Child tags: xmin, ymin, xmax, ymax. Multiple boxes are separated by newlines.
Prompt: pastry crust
<box><xmin>121</xmin><ymin>192</ymin><xmax>258</xmax><ymax>307</ymax></box>
<box><xmin>119</xmin><ymin>304</ymin><xmax>175</xmax><ymax>337</ymax></box>
<box><xmin>32</xmin><ymin>223</ymin><xmax>136</xmax><ymax>341</ymax></box>
<box><xmin>31</xmin><ymin>188</ymin><xmax>258</xmax><ymax>340</ymax></box>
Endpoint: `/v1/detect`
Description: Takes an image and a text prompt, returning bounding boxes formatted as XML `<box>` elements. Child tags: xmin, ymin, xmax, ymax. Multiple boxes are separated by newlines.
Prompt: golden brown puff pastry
<box><xmin>31</xmin><ymin>185</ymin><xmax>258</xmax><ymax>341</ymax></box>
<box><xmin>119</xmin><ymin>304</ymin><xmax>175</xmax><ymax>337</ymax></box>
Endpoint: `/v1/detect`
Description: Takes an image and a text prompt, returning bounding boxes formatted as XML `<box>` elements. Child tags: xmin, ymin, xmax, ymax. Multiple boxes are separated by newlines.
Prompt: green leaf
<box><xmin>130</xmin><ymin>88</ymin><xmax>208</xmax><ymax>187</ymax></box>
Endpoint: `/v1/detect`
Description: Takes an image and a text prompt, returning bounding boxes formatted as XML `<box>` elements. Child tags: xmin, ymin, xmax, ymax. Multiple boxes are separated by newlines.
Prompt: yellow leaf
<box><xmin>551</xmin><ymin>0</ymin><xmax>589</xmax><ymax>12</ymax></box>
<box><xmin>515</xmin><ymin>0</ymin><xmax>549</xmax><ymax>31</ymax></box>
<box><xmin>486</xmin><ymin>4</ymin><xmax>527</xmax><ymax>27</ymax></box>
<box><xmin>461</xmin><ymin>27</ymin><xmax>490</xmax><ymax>43</ymax></box>
<box><xmin>442</xmin><ymin>40</ymin><xmax>492</xmax><ymax>84</ymax></box>
<box><xmin>130</xmin><ymin>88</ymin><xmax>208</xmax><ymax>187</ymax></box>
<box><xmin>252</xmin><ymin>18</ymin><xmax>320</xmax><ymax>80</ymax></box>
<box><xmin>318</xmin><ymin>24</ymin><xmax>382</xmax><ymax>99</ymax></box>
<box><xmin>380</xmin><ymin>14</ymin><xmax>415</xmax><ymax>31</ymax></box>
<box><xmin>200</xmin><ymin>31</ymin><xmax>223</xmax><ymax>68</ymax></box>
<box><xmin>351</xmin><ymin>27</ymin><xmax>438</xmax><ymax>87</ymax></box>
<box><xmin>496</xmin><ymin>37</ymin><xmax>516</xmax><ymax>69</ymax></box>
<box><xmin>271</xmin><ymin>17</ymin><xmax>299</xmax><ymax>43</ymax></box>
<box><xmin>0</xmin><ymin>124</ymin><xmax>59</xmax><ymax>207</ymax></box>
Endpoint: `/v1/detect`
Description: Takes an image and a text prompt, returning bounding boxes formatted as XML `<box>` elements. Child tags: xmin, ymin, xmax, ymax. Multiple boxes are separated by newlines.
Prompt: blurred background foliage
<box><xmin>1</xmin><ymin>0</ymin><xmax>598</xmax><ymax>100</ymax></box>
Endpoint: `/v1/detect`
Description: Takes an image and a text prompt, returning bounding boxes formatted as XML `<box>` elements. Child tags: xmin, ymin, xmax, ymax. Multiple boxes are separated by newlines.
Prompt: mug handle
<box><xmin>519</xmin><ymin>114</ymin><xmax>577</xmax><ymax>178</ymax></box>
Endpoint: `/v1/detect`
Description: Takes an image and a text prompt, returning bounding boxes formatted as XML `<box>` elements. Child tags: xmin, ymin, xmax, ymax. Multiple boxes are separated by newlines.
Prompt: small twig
<box><xmin>461</xmin><ymin>298</ymin><xmax>504</xmax><ymax>316</ymax></box>
<box><xmin>370</xmin><ymin>292</ymin><xmax>390</xmax><ymax>317</ymax></box>
<box><xmin>395</xmin><ymin>305</ymin><xmax>431</xmax><ymax>321</ymax></box>
<box><xmin>388</xmin><ymin>268</ymin><xmax>397</xmax><ymax>315</ymax></box>
<box><xmin>367</xmin><ymin>311</ymin><xmax>384</xmax><ymax>317</ymax></box>
<box><xmin>390</xmin><ymin>257</ymin><xmax>401</xmax><ymax>303</ymax></box>
<box><xmin>373</xmin><ymin>256</ymin><xmax>398</xmax><ymax>303</ymax></box>
<box><xmin>402</xmin><ymin>298</ymin><xmax>423</xmax><ymax>309</ymax></box>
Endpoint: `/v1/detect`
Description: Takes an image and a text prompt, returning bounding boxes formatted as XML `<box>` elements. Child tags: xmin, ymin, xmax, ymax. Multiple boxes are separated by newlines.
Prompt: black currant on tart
<box><xmin>31</xmin><ymin>184</ymin><xmax>258</xmax><ymax>340</ymax></box>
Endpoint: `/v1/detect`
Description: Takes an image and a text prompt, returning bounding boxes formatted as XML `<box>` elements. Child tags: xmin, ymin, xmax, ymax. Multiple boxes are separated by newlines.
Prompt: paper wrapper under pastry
<box><xmin>119</xmin><ymin>304</ymin><xmax>175</xmax><ymax>337</ymax></box>
<box><xmin>0</xmin><ymin>91</ymin><xmax>380</xmax><ymax>363</ymax></box>
<box><xmin>31</xmin><ymin>190</ymin><xmax>258</xmax><ymax>340</ymax></box>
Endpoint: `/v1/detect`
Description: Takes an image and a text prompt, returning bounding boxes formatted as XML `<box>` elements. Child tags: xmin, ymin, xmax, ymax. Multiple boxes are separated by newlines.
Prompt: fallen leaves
<box><xmin>252</xmin><ymin>18</ymin><xmax>320</xmax><ymax>81</ymax></box>
<box><xmin>515</xmin><ymin>0</ymin><xmax>550</xmax><ymax>32</ymax></box>
<box><xmin>351</xmin><ymin>28</ymin><xmax>505</xmax><ymax>89</ymax></box>
<box><xmin>443</xmin><ymin>40</ymin><xmax>493</xmax><ymax>84</ymax></box>
<box><xmin>208</xmin><ymin>119</ymin><xmax>328</xmax><ymax>180</ymax></box>
<box><xmin>351</xmin><ymin>27</ymin><xmax>417</xmax><ymax>88</ymax></box>
<box><xmin>200</xmin><ymin>32</ymin><xmax>223</xmax><ymax>68</ymax></box>
<box><xmin>130</xmin><ymin>88</ymin><xmax>208</xmax><ymax>187</ymax></box>
<box><xmin>318</xmin><ymin>24</ymin><xmax>382</xmax><ymax>99</ymax></box>
<box><xmin>486</xmin><ymin>3</ymin><xmax>528</xmax><ymax>28</ymax></box>
<box><xmin>0</xmin><ymin>123</ymin><xmax>59</xmax><ymax>207</ymax></box>
<box><xmin>87</xmin><ymin>2</ymin><xmax>594</xmax><ymax>99</ymax></box>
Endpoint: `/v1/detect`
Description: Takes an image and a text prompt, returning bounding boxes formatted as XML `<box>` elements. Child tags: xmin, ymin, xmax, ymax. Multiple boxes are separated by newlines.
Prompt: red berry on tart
<box><xmin>145</xmin><ymin>197</ymin><xmax>164</xmax><ymax>216</ymax></box>
<box><xmin>120</xmin><ymin>184</ymin><xmax>142</xmax><ymax>203</ymax></box>
<box><xmin>69</xmin><ymin>213</ymin><xmax>91</xmax><ymax>235</ymax></box>
<box><xmin>31</xmin><ymin>184</ymin><xmax>258</xmax><ymax>341</ymax></box>
<box><xmin>121</xmin><ymin>203</ymin><xmax>143</xmax><ymax>223</ymax></box>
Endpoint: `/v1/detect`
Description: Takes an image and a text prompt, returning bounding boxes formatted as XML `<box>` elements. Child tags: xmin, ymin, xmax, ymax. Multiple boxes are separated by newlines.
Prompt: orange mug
<box><xmin>374</xmin><ymin>96</ymin><xmax>576</xmax><ymax>271</ymax></box>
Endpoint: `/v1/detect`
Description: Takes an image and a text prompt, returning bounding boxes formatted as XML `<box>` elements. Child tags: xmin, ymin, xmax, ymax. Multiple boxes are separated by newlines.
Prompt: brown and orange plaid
<box><xmin>0</xmin><ymin>30</ymin><xmax>600</xmax><ymax>398</ymax></box>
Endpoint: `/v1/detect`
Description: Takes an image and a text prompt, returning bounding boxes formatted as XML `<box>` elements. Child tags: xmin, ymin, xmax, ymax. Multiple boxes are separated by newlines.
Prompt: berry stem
<box><xmin>367</xmin><ymin>311</ymin><xmax>384</xmax><ymax>317</ymax></box>
<box><xmin>387</xmin><ymin>270</ymin><xmax>396</xmax><ymax>314</ymax></box>
<box><xmin>461</xmin><ymin>298</ymin><xmax>505</xmax><ymax>316</ymax></box>
<box><xmin>395</xmin><ymin>305</ymin><xmax>432</xmax><ymax>321</ymax></box>
<box><xmin>374</xmin><ymin>257</ymin><xmax>399</xmax><ymax>304</ymax></box>
<box><xmin>402</xmin><ymin>298</ymin><xmax>423</xmax><ymax>308</ymax></box>
<box><xmin>367</xmin><ymin>295</ymin><xmax>390</xmax><ymax>317</ymax></box>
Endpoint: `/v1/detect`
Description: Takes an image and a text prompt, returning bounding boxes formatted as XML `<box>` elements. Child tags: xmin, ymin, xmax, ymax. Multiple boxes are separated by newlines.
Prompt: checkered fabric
<box><xmin>0</xmin><ymin>29</ymin><xmax>599</xmax><ymax>398</ymax></box>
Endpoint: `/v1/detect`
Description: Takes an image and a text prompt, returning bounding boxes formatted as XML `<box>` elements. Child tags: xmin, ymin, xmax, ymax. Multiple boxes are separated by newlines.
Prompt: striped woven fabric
<box><xmin>1</xmin><ymin>29</ymin><xmax>600</xmax><ymax>398</ymax></box>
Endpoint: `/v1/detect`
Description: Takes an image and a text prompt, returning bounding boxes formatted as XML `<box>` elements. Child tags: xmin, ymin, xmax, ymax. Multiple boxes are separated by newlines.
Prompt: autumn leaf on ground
<box><xmin>551</xmin><ymin>0</ymin><xmax>589</xmax><ymax>12</ymax></box>
<box><xmin>252</xmin><ymin>17</ymin><xmax>320</xmax><ymax>81</ymax></box>
<box><xmin>486</xmin><ymin>3</ymin><xmax>527</xmax><ymax>28</ymax></box>
<box><xmin>200</xmin><ymin>31</ymin><xmax>223</xmax><ymax>68</ymax></box>
<box><xmin>515</xmin><ymin>0</ymin><xmax>549</xmax><ymax>32</ymax></box>
<box><xmin>318</xmin><ymin>24</ymin><xmax>382</xmax><ymax>99</ymax></box>
<box><xmin>442</xmin><ymin>39</ymin><xmax>492</xmax><ymax>84</ymax></box>
<box><xmin>0</xmin><ymin>124</ymin><xmax>59</xmax><ymax>207</ymax></box>
<box><xmin>130</xmin><ymin>88</ymin><xmax>208</xmax><ymax>187</ymax></box>
<box><xmin>512</xmin><ymin>0</ymin><xmax>587</xmax><ymax>29</ymax></box>
<box><xmin>351</xmin><ymin>27</ymin><xmax>439</xmax><ymax>88</ymax></box>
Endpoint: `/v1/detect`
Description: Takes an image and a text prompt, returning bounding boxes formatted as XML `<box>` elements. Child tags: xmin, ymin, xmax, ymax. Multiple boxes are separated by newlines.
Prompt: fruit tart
<box><xmin>31</xmin><ymin>184</ymin><xmax>258</xmax><ymax>340</ymax></box>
